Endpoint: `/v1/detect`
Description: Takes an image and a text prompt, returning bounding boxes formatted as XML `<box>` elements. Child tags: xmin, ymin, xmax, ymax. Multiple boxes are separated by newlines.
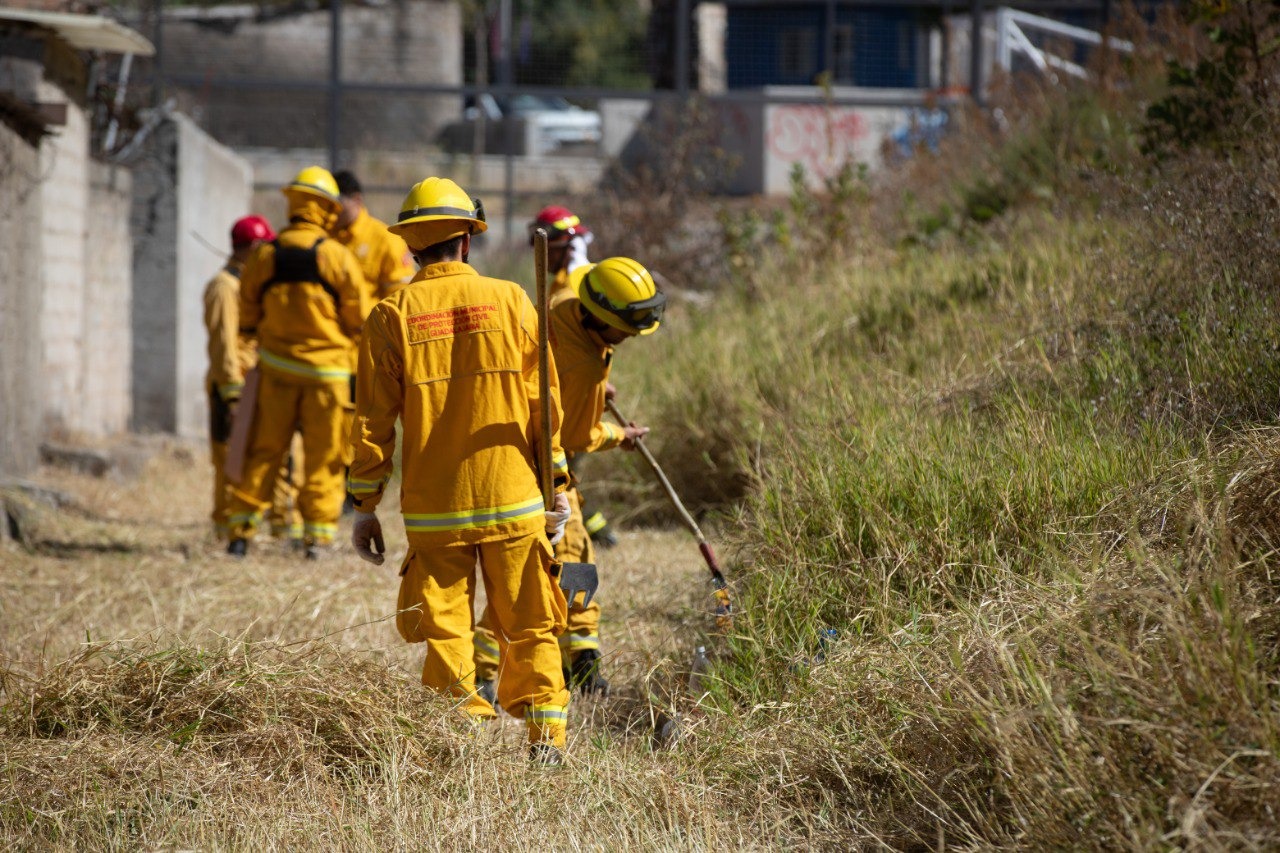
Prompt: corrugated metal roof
<box><xmin>0</xmin><ymin>8</ymin><xmax>154</xmax><ymax>56</ymax></box>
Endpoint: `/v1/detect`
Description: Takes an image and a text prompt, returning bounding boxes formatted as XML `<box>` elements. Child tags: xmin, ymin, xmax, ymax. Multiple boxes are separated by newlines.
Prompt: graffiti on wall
<box><xmin>767</xmin><ymin>105</ymin><xmax>868</xmax><ymax>180</ymax></box>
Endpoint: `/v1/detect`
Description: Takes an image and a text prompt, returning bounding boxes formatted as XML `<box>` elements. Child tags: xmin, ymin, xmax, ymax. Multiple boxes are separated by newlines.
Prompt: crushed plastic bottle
<box><xmin>814</xmin><ymin>628</ymin><xmax>839</xmax><ymax>664</ymax></box>
<box><xmin>688</xmin><ymin>645</ymin><xmax>710</xmax><ymax>695</ymax></box>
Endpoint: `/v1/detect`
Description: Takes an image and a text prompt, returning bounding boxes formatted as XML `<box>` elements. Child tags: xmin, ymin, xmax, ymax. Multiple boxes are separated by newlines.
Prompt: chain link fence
<box><xmin>88</xmin><ymin>0</ymin><xmax>1121</xmax><ymax>243</ymax></box>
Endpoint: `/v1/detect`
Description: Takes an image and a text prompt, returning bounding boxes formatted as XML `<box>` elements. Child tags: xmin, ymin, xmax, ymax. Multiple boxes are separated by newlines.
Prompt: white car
<box><xmin>465</xmin><ymin>94</ymin><xmax>602</xmax><ymax>151</ymax></box>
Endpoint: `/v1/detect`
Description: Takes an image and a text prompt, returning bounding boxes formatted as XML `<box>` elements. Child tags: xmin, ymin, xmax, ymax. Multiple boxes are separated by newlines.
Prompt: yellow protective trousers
<box><xmin>474</xmin><ymin>487</ymin><xmax>597</xmax><ymax>677</ymax></box>
<box><xmin>227</xmin><ymin>369</ymin><xmax>349</xmax><ymax>545</ymax></box>
<box><xmin>209</xmin><ymin>437</ymin><xmax>302</xmax><ymax>540</ymax></box>
<box><xmin>208</xmin><ymin>386</ymin><xmax>302</xmax><ymax>539</ymax></box>
<box><xmin>399</xmin><ymin>532</ymin><xmax>570</xmax><ymax>747</ymax></box>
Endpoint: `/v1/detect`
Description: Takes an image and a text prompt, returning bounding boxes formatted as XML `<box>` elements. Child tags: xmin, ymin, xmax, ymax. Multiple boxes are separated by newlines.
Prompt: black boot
<box><xmin>476</xmin><ymin>678</ymin><xmax>497</xmax><ymax>708</ymax></box>
<box><xmin>585</xmin><ymin>511</ymin><xmax>618</xmax><ymax>549</ymax></box>
<box><xmin>529</xmin><ymin>742</ymin><xmax>564</xmax><ymax>766</ymax></box>
<box><xmin>227</xmin><ymin>538</ymin><xmax>248</xmax><ymax>558</ymax></box>
<box><xmin>569</xmin><ymin>649</ymin><xmax>609</xmax><ymax>696</ymax></box>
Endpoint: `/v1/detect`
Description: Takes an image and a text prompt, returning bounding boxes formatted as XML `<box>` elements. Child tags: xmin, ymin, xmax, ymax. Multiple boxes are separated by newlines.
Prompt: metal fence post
<box><xmin>969</xmin><ymin>0</ymin><xmax>984</xmax><ymax>106</ymax></box>
<box><xmin>151</xmin><ymin>0</ymin><xmax>164</xmax><ymax>108</ymax></box>
<box><xmin>675</xmin><ymin>0</ymin><xmax>691</xmax><ymax>97</ymax></box>
<box><xmin>329</xmin><ymin>0</ymin><xmax>343</xmax><ymax>172</ymax></box>
<box><xmin>499</xmin><ymin>0</ymin><xmax>515</xmax><ymax>247</ymax></box>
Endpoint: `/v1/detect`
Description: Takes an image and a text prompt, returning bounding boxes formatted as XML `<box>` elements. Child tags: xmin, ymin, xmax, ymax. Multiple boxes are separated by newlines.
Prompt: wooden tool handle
<box><xmin>534</xmin><ymin>228</ymin><xmax>554</xmax><ymax>510</ymax></box>
<box><xmin>605</xmin><ymin>398</ymin><xmax>705</xmax><ymax>544</ymax></box>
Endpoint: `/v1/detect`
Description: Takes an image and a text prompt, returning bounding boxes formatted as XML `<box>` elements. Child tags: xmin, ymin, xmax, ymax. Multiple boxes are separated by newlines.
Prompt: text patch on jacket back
<box><xmin>407</xmin><ymin>304</ymin><xmax>499</xmax><ymax>344</ymax></box>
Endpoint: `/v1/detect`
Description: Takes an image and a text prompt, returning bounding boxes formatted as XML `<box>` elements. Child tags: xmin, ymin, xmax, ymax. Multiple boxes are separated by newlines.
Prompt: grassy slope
<box><xmin>608</xmin><ymin>189</ymin><xmax>1280</xmax><ymax>845</ymax></box>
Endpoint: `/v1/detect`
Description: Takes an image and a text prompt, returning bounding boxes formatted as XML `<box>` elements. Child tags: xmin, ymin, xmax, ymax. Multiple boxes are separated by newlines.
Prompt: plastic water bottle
<box><xmin>814</xmin><ymin>628</ymin><xmax>839</xmax><ymax>663</ymax></box>
<box><xmin>688</xmin><ymin>645</ymin><xmax>710</xmax><ymax>695</ymax></box>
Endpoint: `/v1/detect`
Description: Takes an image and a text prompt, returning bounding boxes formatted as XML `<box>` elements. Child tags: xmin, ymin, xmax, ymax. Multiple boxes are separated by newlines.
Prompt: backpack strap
<box><xmin>260</xmin><ymin>237</ymin><xmax>341</xmax><ymax>308</ymax></box>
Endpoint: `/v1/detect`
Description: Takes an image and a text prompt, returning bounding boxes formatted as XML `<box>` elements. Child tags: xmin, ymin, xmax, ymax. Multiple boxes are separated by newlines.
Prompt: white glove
<box><xmin>352</xmin><ymin>511</ymin><xmax>385</xmax><ymax>565</ymax></box>
<box><xmin>544</xmin><ymin>492</ymin><xmax>571</xmax><ymax>546</ymax></box>
<box><xmin>566</xmin><ymin>235</ymin><xmax>592</xmax><ymax>273</ymax></box>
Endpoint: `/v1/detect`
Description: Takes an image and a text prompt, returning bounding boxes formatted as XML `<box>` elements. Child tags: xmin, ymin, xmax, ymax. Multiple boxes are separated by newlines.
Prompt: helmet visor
<box><xmin>584</xmin><ymin>281</ymin><xmax>666</xmax><ymax>332</ymax></box>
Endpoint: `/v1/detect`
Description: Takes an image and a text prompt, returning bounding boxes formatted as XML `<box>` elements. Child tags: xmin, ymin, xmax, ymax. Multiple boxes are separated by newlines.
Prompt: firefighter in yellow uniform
<box><xmin>226</xmin><ymin>167</ymin><xmax>370</xmax><ymax>559</ymax></box>
<box><xmin>331</xmin><ymin>170</ymin><xmax>417</xmax><ymax>507</ymax></box>
<box><xmin>348</xmin><ymin>177</ymin><xmax>575</xmax><ymax>763</ymax></box>
<box><xmin>528</xmin><ymin>205</ymin><xmax>592</xmax><ymax>299</ymax></box>
<box><xmin>527</xmin><ymin>205</ymin><xmax>619</xmax><ymax>550</ymax></box>
<box><xmin>474</xmin><ymin>257</ymin><xmax>664</xmax><ymax>697</ymax></box>
<box><xmin>334</xmin><ymin>170</ymin><xmax>416</xmax><ymax>305</ymax></box>
<box><xmin>203</xmin><ymin>215</ymin><xmax>303</xmax><ymax>543</ymax></box>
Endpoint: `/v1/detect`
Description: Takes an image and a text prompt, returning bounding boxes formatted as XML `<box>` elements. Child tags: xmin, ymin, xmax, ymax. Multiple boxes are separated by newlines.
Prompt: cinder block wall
<box><xmin>36</xmin><ymin>80</ymin><xmax>90</xmax><ymax>438</ymax></box>
<box><xmin>82</xmin><ymin>163</ymin><xmax>134</xmax><ymax>435</ymax></box>
<box><xmin>131</xmin><ymin>113</ymin><xmax>252</xmax><ymax>438</ymax></box>
<box><xmin>0</xmin><ymin>123</ymin><xmax>45</xmax><ymax>478</ymax></box>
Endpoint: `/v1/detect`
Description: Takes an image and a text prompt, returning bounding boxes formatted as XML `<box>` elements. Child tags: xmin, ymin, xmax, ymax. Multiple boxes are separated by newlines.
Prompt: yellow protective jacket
<box><xmin>336</xmin><ymin>208</ymin><xmax>416</xmax><ymax>308</ymax></box>
<box><xmin>238</xmin><ymin>203</ymin><xmax>370</xmax><ymax>383</ymax></box>
<box><xmin>550</xmin><ymin>292</ymin><xmax>624</xmax><ymax>454</ymax></box>
<box><xmin>349</xmin><ymin>261</ymin><xmax>569</xmax><ymax>546</ymax></box>
<box><xmin>203</xmin><ymin>264</ymin><xmax>257</xmax><ymax>401</ymax></box>
<box><xmin>549</xmin><ymin>267</ymin><xmax>572</xmax><ymax>299</ymax></box>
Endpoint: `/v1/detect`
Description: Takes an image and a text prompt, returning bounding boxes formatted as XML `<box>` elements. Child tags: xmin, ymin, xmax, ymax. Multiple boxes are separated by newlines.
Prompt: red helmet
<box><xmin>230</xmin><ymin>215</ymin><xmax>276</xmax><ymax>248</ymax></box>
<box><xmin>528</xmin><ymin>205</ymin><xmax>589</xmax><ymax>245</ymax></box>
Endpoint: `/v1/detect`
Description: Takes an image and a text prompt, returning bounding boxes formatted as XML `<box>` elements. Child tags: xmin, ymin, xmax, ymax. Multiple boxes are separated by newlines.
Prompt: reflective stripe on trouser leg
<box><xmin>527</xmin><ymin>704</ymin><xmax>568</xmax><ymax>746</ymax></box>
<box><xmin>295</xmin><ymin>379</ymin><xmax>348</xmax><ymax>544</ymax></box>
<box><xmin>473</xmin><ymin>605</ymin><xmax>500</xmax><ymax>683</ymax></box>
<box><xmin>476</xmin><ymin>532</ymin><xmax>570</xmax><ymax>747</ymax></box>
<box><xmin>226</xmin><ymin>371</ymin><xmax>305</xmax><ymax>541</ymax></box>
<box><xmin>304</xmin><ymin>521</ymin><xmax>338</xmax><ymax>544</ymax></box>
<box><xmin>397</xmin><ymin>547</ymin><xmax>497</xmax><ymax>720</ymax></box>
<box><xmin>556</xmin><ymin>486</ymin><xmax>600</xmax><ymax>662</ymax></box>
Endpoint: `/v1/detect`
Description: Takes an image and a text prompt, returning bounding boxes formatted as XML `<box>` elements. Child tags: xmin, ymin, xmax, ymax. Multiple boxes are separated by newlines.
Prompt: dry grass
<box><xmin>1</xmin><ymin>448</ymin><xmax>759</xmax><ymax>849</ymax></box>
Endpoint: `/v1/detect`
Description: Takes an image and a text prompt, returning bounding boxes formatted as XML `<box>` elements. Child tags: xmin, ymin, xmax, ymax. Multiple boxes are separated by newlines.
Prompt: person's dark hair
<box><xmin>334</xmin><ymin>170</ymin><xmax>362</xmax><ymax>196</ymax></box>
<box><xmin>414</xmin><ymin>234</ymin><xmax>466</xmax><ymax>264</ymax></box>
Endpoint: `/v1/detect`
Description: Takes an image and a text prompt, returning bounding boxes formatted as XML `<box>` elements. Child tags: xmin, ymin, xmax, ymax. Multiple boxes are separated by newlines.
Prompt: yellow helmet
<box><xmin>574</xmin><ymin>257</ymin><xmax>665</xmax><ymax>336</ymax></box>
<box><xmin>281</xmin><ymin>166</ymin><xmax>340</xmax><ymax>206</ymax></box>
<box><xmin>388</xmin><ymin>177</ymin><xmax>488</xmax><ymax>250</ymax></box>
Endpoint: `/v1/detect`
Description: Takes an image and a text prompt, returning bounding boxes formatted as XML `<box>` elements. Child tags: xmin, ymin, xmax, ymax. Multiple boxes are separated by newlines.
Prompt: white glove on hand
<box><xmin>566</xmin><ymin>235</ymin><xmax>592</xmax><ymax>273</ymax></box>
<box><xmin>544</xmin><ymin>492</ymin><xmax>571</xmax><ymax>546</ymax></box>
<box><xmin>352</xmin><ymin>511</ymin><xmax>385</xmax><ymax>565</ymax></box>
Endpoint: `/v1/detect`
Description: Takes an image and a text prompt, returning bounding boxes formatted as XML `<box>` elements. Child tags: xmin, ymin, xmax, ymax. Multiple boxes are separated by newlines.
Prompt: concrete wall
<box><xmin>0</xmin><ymin>123</ymin><xmax>45</xmax><ymax>478</ymax></box>
<box><xmin>160</xmin><ymin>0</ymin><xmax>462</xmax><ymax>151</ymax></box>
<box><xmin>131</xmin><ymin>113</ymin><xmax>252</xmax><ymax>437</ymax></box>
<box><xmin>611</xmin><ymin>88</ymin><xmax>928</xmax><ymax>196</ymax></box>
<box><xmin>83</xmin><ymin>163</ymin><xmax>133</xmax><ymax>435</ymax></box>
